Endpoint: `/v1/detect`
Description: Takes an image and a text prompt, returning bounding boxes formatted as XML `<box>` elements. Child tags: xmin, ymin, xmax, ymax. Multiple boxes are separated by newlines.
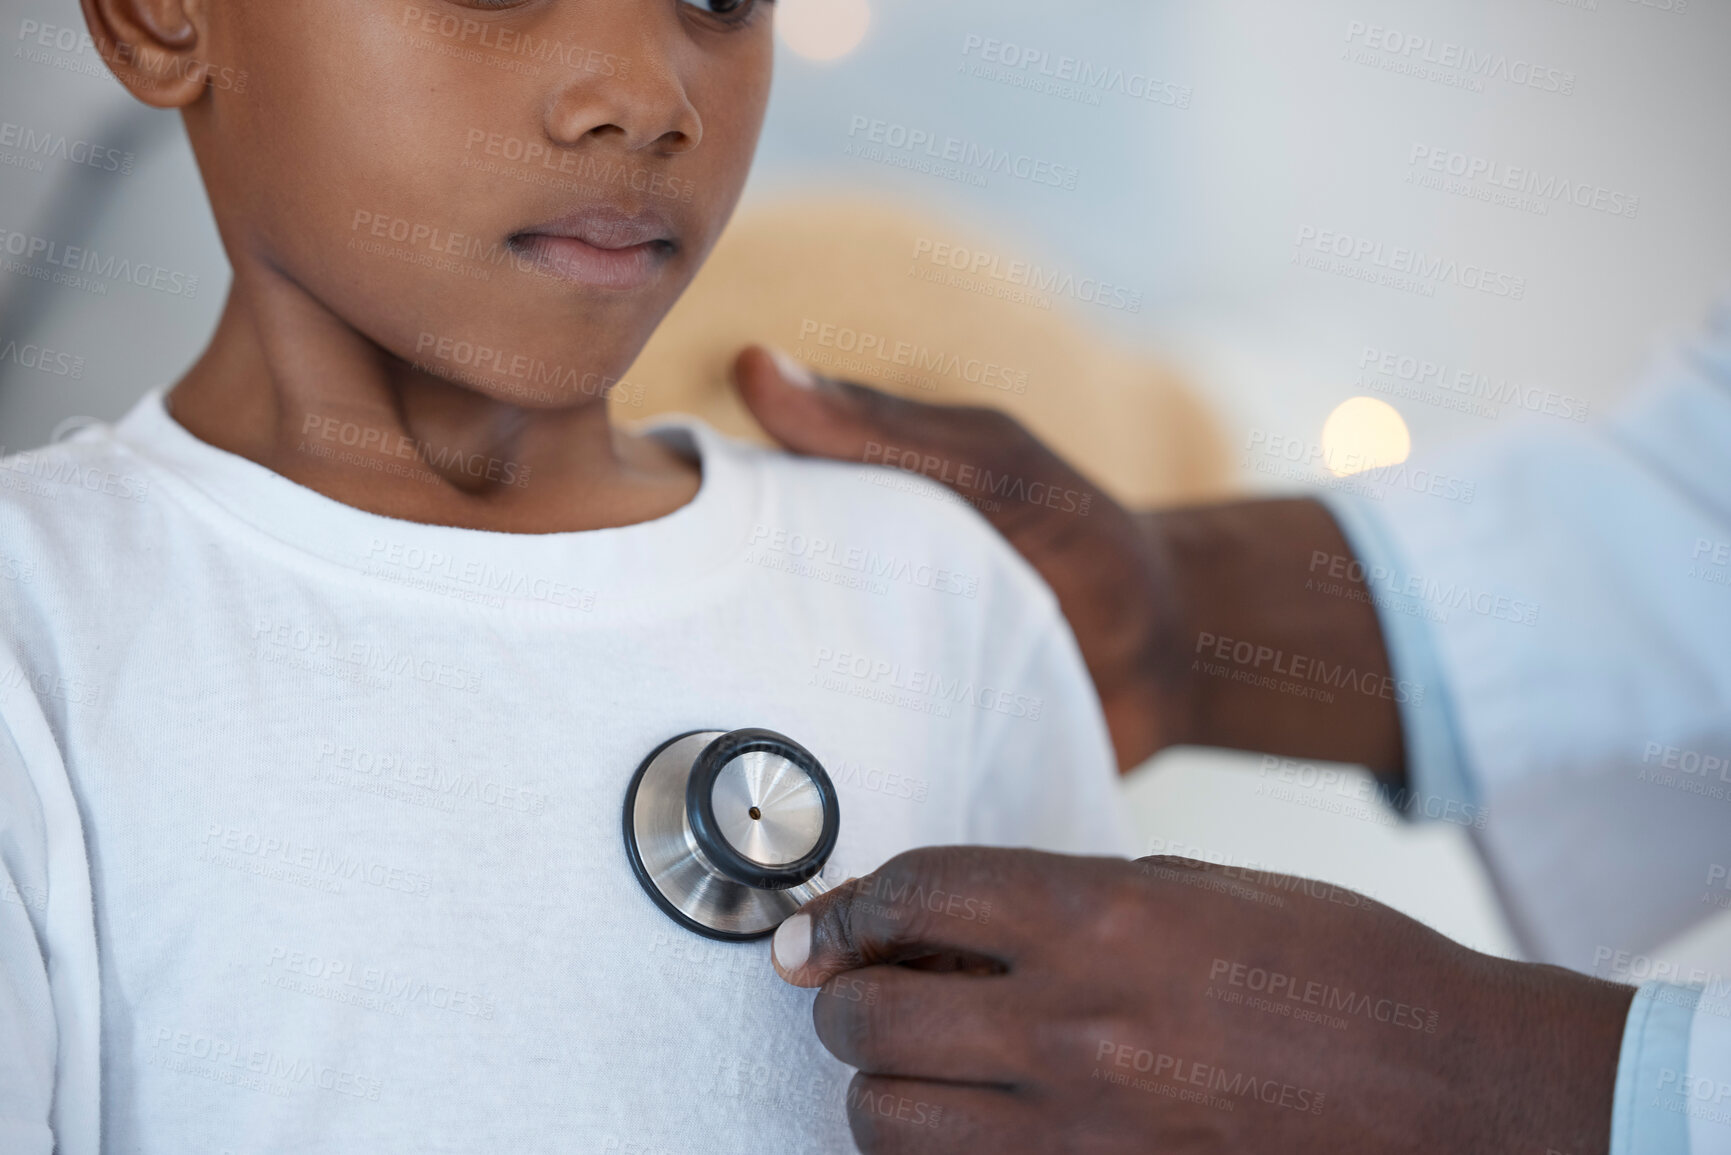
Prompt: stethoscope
<box><xmin>623</xmin><ymin>728</ymin><xmax>842</xmax><ymax>941</ymax></box>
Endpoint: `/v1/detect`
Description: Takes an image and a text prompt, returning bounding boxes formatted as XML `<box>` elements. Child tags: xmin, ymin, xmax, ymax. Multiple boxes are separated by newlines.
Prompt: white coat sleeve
<box><xmin>1320</xmin><ymin>295</ymin><xmax>1731</xmax><ymax>972</ymax></box>
<box><xmin>1318</xmin><ymin>298</ymin><xmax>1731</xmax><ymax>1155</ymax></box>
<box><xmin>1604</xmin><ymin>982</ymin><xmax>1731</xmax><ymax>1155</ymax></box>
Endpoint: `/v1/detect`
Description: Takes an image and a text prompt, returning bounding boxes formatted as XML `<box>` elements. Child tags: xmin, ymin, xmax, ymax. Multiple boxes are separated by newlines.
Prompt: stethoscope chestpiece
<box><xmin>623</xmin><ymin>728</ymin><xmax>840</xmax><ymax>941</ymax></box>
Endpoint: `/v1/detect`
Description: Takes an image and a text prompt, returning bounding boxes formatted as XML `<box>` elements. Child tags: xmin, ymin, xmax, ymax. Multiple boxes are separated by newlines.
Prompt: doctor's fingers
<box><xmin>773</xmin><ymin>846</ymin><xmax>1074</xmax><ymax>987</ymax></box>
<box><xmin>733</xmin><ymin>344</ymin><xmax>1047</xmax><ymax>491</ymax></box>
<box><xmin>812</xmin><ymin>966</ymin><xmax>1031</xmax><ymax>1085</ymax></box>
<box><xmin>843</xmin><ymin>1072</ymin><xmax>1037</xmax><ymax>1155</ymax></box>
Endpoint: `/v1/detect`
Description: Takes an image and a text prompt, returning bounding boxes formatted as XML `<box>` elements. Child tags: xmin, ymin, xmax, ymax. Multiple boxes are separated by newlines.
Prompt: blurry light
<box><xmin>1320</xmin><ymin>397</ymin><xmax>1411</xmax><ymax>477</ymax></box>
<box><xmin>777</xmin><ymin>0</ymin><xmax>871</xmax><ymax>63</ymax></box>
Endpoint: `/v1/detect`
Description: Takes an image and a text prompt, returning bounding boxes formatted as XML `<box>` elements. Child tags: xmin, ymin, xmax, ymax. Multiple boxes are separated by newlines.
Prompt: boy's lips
<box><xmin>511</xmin><ymin>207</ymin><xmax>678</xmax><ymax>291</ymax></box>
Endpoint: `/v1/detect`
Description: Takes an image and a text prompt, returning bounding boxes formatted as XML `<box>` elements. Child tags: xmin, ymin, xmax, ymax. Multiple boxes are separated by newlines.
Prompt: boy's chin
<box><xmin>380</xmin><ymin>306</ymin><xmax>670</xmax><ymax>413</ymax></box>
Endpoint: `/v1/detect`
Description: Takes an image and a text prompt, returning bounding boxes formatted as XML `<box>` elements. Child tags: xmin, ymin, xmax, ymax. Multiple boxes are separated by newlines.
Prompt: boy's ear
<box><xmin>79</xmin><ymin>0</ymin><xmax>209</xmax><ymax>109</ymax></box>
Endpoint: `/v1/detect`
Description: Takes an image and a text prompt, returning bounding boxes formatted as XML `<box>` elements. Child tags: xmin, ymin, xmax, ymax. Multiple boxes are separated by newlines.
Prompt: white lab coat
<box><xmin>1326</xmin><ymin>294</ymin><xmax>1731</xmax><ymax>1155</ymax></box>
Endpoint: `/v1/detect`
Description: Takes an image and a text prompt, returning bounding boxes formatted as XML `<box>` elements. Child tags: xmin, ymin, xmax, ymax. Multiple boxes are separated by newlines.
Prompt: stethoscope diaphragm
<box><xmin>623</xmin><ymin>728</ymin><xmax>840</xmax><ymax>941</ymax></box>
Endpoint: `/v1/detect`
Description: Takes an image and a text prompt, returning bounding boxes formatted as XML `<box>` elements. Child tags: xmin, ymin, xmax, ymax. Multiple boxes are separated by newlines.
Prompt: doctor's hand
<box><xmin>770</xmin><ymin>846</ymin><xmax>1633</xmax><ymax>1155</ymax></box>
<box><xmin>732</xmin><ymin>348</ymin><xmax>1407</xmax><ymax>782</ymax></box>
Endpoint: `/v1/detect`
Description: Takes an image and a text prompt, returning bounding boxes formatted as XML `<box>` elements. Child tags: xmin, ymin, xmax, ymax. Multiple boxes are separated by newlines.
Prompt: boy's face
<box><xmin>190</xmin><ymin>0</ymin><xmax>774</xmax><ymax>407</ymax></box>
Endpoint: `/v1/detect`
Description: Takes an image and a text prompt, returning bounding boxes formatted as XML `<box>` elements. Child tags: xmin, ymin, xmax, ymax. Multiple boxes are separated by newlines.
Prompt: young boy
<box><xmin>0</xmin><ymin>2</ymin><xmax>1129</xmax><ymax>1151</ymax></box>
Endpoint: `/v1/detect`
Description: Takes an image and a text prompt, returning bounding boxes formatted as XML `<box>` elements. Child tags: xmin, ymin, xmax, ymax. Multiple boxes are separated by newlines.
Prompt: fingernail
<box><xmin>773</xmin><ymin>913</ymin><xmax>811</xmax><ymax>971</ymax></box>
<box><xmin>768</xmin><ymin>348</ymin><xmax>816</xmax><ymax>390</ymax></box>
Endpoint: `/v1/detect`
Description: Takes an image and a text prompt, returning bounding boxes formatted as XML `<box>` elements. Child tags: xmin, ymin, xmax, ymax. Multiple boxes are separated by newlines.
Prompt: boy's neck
<box><xmin>166</xmin><ymin>283</ymin><xmax>702</xmax><ymax>535</ymax></box>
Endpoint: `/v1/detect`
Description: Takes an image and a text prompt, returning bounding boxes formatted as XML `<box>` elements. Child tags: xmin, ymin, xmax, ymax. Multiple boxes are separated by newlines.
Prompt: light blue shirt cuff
<box><xmin>1612</xmin><ymin>982</ymin><xmax>1701</xmax><ymax>1155</ymax></box>
<box><xmin>1318</xmin><ymin>494</ymin><xmax>1482</xmax><ymax>826</ymax></box>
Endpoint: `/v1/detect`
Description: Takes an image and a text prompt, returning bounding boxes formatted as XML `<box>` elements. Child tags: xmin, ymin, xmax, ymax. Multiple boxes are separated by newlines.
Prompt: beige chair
<box><xmin>618</xmin><ymin>194</ymin><xmax>1229</xmax><ymax>508</ymax></box>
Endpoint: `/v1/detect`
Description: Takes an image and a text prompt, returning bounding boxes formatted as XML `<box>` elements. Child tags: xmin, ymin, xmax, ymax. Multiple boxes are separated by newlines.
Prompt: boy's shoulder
<box><xmin>0</xmin><ymin>424</ymin><xmax>160</xmax><ymax>674</ymax></box>
<box><xmin>0</xmin><ymin>423</ymin><xmax>156</xmax><ymax>546</ymax></box>
<box><xmin>695</xmin><ymin>423</ymin><xmax>1063</xmax><ymax>621</ymax></box>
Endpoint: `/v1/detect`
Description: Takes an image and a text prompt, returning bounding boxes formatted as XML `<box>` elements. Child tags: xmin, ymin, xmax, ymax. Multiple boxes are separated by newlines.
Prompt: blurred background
<box><xmin>4</xmin><ymin>0</ymin><xmax>1730</xmax><ymax>964</ymax></box>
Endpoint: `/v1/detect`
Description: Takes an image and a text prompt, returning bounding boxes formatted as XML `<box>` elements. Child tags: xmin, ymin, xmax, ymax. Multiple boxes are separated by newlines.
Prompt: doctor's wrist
<box><xmin>1143</xmin><ymin>498</ymin><xmax>1408</xmax><ymax>780</ymax></box>
<box><xmin>1442</xmin><ymin>954</ymin><xmax>1634</xmax><ymax>1154</ymax></box>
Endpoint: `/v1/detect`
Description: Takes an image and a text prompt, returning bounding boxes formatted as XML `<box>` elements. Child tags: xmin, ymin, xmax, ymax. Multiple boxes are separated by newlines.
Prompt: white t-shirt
<box><xmin>0</xmin><ymin>391</ymin><xmax>1129</xmax><ymax>1155</ymax></box>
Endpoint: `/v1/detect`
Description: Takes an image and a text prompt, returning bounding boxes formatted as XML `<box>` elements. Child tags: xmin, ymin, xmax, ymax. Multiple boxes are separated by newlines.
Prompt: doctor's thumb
<box><xmin>769</xmin><ymin>884</ymin><xmax>864</xmax><ymax>988</ymax></box>
<box><xmin>769</xmin><ymin>860</ymin><xmax>994</xmax><ymax>988</ymax></box>
<box><xmin>768</xmin><ymin>874</ymin><xmax>904</xmax><ymax>989</ymax></box>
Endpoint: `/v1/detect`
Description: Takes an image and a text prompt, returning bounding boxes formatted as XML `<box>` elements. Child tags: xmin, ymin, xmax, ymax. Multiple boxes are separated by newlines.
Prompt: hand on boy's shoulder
<box><xmin>732</xmin><ymin>346</ymin><xmax>1178</xmax><ymax>769</ymax></box>
<box><xmin>733</xmin><ymin>345</ymin><xmax>1115</xmax><ymax>539</ymax></box>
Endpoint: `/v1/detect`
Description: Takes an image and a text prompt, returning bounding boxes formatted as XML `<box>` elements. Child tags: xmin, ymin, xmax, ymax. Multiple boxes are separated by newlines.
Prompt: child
<box><xmin>0</xmin><ymin>2</ymin><xmax>1129</xmax><ymax>1151</ymax></box>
